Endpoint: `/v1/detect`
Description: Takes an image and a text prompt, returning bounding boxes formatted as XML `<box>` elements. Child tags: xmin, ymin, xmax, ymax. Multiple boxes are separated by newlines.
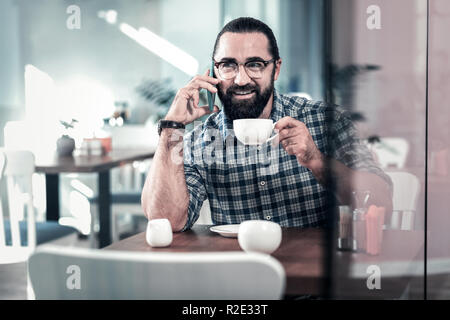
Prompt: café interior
<box><xmin>1</xmin><ymin>0</ymin><xmax>450</xmax><ymax>300</ymax></box>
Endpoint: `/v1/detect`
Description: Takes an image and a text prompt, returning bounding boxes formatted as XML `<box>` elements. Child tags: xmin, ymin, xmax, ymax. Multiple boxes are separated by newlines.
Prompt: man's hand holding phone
<box><xmin>164</xmin><ymin>69</ymin><xmax>220</xmax><ymax>125</ymax></box>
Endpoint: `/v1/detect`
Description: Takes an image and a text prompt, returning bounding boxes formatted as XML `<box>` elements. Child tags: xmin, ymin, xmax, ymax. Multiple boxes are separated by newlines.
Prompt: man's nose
<box><xmin>234</xmin><ymin>64</ymin><xmax>252</xmax><ymax>86</ymax></box>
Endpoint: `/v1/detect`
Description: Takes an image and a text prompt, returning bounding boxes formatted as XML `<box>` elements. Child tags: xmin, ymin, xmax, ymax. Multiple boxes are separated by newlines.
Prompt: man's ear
<box><xmin>274</xmin><ymin>59</ymin><xmax>282</xmax><ymax>81</ymax></box>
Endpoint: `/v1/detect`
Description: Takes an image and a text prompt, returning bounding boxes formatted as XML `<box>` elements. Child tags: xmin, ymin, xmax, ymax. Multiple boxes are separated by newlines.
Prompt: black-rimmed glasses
<box><xmin>213</xmin><ymin>58</ymin><xmax>275</xmax><ymax>80</ymax></box>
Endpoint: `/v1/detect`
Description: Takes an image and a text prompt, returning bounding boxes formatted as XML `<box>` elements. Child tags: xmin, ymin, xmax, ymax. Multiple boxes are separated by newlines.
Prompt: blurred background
<box><xmin>0</xmin><ymin>0</ymin><xmax>449</xmax><ymax>300</ymax></box>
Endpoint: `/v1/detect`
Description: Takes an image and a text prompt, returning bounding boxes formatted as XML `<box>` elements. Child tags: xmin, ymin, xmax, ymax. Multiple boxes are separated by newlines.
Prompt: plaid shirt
<box><xmin>181</xmin><ymin>90</ymin><xmax>390</xmax><ymax>231</ymax></box>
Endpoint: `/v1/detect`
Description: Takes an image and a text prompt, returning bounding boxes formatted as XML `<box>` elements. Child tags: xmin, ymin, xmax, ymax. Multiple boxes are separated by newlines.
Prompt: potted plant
<box><xmin>57</xmin><ymin>119</ymin><xmax>78</xmax><ymax>156</ymax></box>
<box><xmin>331</xmin><ymin>63</ymin><xmax>381</xmax><ymax>109</ymax></box>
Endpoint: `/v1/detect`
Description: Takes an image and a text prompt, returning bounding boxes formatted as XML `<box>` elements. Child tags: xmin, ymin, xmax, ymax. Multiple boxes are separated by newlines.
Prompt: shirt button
<box><xmin>266</xmin><ymin>215</ymin><xmax>272</xmax><ymax>220</ymax></box>
<box><xmin>260</xmin><ymin>181</ymin><xmax>266</xmax><ymax>186</ymax></box>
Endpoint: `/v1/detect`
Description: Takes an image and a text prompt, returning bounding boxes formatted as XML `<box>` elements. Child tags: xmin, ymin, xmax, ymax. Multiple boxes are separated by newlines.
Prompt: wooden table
<box><xmin>35</xmin><ymin>148</ymin><xmax>155</xmax><ymax>248</ymax></box>
<box><xmin>105</xmin><ymin>225</ymin><xmax>425</xmax><ymax>298</ymax></box>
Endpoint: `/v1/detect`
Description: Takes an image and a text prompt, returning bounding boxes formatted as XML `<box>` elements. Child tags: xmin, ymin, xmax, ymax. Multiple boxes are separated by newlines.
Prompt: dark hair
<box><xmin>212</xmin><ymin>17</ymin><xmax>280</xmax><ymax>61</ymax></box>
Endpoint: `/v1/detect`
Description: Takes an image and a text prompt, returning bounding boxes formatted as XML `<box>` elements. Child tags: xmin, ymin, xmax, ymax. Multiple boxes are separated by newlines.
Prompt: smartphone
<box><xmin>207</xmin><ymin>60</ymin><xmax>216</xmax><ymax>112</ymax></box>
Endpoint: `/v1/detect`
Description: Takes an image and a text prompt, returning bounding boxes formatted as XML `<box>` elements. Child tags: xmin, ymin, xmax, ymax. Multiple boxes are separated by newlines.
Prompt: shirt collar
<box><xmin>220</xmin><ymin>89</ymin><xmax>284</xmax><ymax>142</ymax></box>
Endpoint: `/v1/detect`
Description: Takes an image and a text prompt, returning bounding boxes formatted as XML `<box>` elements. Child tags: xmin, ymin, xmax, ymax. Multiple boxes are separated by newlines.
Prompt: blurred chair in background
<box><xmin>385</xmin><ymin>171</ymin><xmax>421</xmax><ymax>230</ymax></box>
<box><xmin>29</xmin><ymin>245</ymin><xmax>285</xmax><ymax>299</ymax></box>
<box><xmin>365</xmin><ymin>137</ymin><xmax>409</xmax><ymax>169</ymax></box>
<box><xmin>3</xmin><ymin>121</ymin><xmax>49</xmax><ymax>223</ymax></box>
<box><xmin>0</xmin><ymin>150</ymin><xmax>77</xmax><ymax>299</ymax></box>
<box><xmin>0</xmin><ymin>150</ymin><xmax>77</xmax><ymax>264</ymax></box>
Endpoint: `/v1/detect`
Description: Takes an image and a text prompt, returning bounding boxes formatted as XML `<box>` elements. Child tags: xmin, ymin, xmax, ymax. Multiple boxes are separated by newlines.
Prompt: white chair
<box><xmin>366</xmin><ymin>137</ymin><xmax>409</xmax><ymax>169</ymax></box>
<box><xmin>29</xmin><ymin>246</ymin><xmax>286</xmax><ymax>299</ymax></box>
<box><xmin>0</xmin><ymin>149</ymin><xmax>77</xmax><ymax>264</ymax></box>
<box><xmin>0</xmin><ymin>149</ymin><xmax>78</xmax><ymax>299</ymax></box>
<box><xmin>386</xmin><ymin>171</ymin><xmax>421</xmax><ymax>230</ymax></box>
<box><xmin>0</xmin><ymin>150</ymin><xmax>36</xmax><ymax>264</ymax></box>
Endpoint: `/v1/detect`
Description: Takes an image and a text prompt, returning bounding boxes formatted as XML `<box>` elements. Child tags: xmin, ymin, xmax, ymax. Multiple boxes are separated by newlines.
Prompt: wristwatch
<box><xmin>157</xmin><ymin>119</ymin><xmax>185</xmax><ymax>135</ymax></box>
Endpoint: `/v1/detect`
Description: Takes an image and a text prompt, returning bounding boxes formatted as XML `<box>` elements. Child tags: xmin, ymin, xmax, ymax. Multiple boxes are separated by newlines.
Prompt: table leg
<box><xmin>98</xmin><ymin>170</ymin><xmax>111</xmax><ymax>248</ymax></box>
<box><xmin>45</xmin><ymin>174</ymin><xmax>60</xmax><ymax>221</ymax></box>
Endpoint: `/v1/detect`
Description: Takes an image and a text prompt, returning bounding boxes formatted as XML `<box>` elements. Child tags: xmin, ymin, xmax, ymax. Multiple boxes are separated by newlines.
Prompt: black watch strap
<box><xmin>158</xmin><ymin>120</ymin><xmax>185</xmax><ymax>135</ymax></box>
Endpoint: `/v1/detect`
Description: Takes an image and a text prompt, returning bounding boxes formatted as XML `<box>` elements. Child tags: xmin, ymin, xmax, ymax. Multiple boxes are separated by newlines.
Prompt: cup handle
<box><xmin>266</xmin><ymin>122</ymin><xmax>279</xmax><ymax>143</ymax></box>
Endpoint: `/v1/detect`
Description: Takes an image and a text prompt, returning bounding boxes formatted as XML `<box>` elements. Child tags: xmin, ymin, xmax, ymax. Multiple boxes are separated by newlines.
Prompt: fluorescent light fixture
<box><xmin>119</xmin><ymin>23</ymin><xmax>198</xmax><ymax>76</ymax></box>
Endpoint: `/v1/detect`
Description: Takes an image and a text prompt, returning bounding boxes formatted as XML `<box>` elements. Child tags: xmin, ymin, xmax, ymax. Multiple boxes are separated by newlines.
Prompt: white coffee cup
<box><xmin>146</xmin><ymin>218</ymin><xmax>173</xmax><ymax>247</ymax></box>
<box><xmin>238</xmin><ymin>220</ymin><xmax>282</xmax><ymax>254</ymax></box>
<box><xmin>233</xmin><ymin>119</ymin><xmax>278</xmax><ymax>145</ymax></box>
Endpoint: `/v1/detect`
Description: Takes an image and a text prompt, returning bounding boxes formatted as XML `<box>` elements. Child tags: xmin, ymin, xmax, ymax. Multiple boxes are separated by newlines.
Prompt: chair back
<box><xmin>386</xmin><ymin>171</ymin><xmax>421</xmax><ymax>230</ymax></box>
<box><xmin>0</xmin><ymin>149</ymin><xmax>37</xmax><ymax>263</ymax></box>
<box><xmin>29</xmin><ymin>246</ymin><xmax>286</xmax><ymax>300</ymax></box>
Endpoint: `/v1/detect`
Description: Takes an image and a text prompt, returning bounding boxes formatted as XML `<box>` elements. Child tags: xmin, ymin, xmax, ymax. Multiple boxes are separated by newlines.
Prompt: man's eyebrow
<box><xmin>245</xmin><ymin>56</ymin><xmax>266</xmax><ymax>62</ymax></box>
<box><xmin>217</xmin><ymin>56</ymin><xmax>266</xmax><ymax>63</ymax></box>
<box><xmin>218</xmin><ymin>57</ymin><xmax>237</xmax><ymax>63</ymax></box>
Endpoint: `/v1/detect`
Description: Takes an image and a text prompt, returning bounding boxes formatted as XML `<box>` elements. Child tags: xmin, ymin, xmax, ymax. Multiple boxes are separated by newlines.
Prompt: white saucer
<box><xmin>209</xmin><ymin>224</ymin><xmax>240</xmax><ymax>238</ymax></box>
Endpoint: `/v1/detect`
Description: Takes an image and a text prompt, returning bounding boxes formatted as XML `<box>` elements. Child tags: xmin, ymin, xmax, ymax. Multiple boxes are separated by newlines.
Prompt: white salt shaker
<box><xmin>146</xmin><ymin>218</ymin><xmax>173</xmax><ymax>247</ymax></box>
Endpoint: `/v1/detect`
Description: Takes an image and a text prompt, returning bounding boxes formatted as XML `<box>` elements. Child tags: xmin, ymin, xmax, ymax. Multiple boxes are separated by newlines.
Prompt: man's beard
<box><xmin>217</xmin><ymin>75</ymin><xmax>275</xmax><ymax>121</ymax></box>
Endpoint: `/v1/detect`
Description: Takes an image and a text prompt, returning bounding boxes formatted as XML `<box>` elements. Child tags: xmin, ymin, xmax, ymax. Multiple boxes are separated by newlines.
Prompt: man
<box><xmin>142</xmin><ymin>17</ymin><xmax>392</xmax><ymax>232</ymax></box>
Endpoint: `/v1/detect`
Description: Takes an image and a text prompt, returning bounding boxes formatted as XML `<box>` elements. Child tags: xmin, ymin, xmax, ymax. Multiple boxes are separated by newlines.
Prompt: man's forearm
<box><xmin>141</xmin><ymin>129</ymin><xmax>189</xmax><ymax>231</ymax></box>
<box><xmin>309</xmin><ymin>157</ymin><xmax>393</xmax><ymax>213</ymax></box>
